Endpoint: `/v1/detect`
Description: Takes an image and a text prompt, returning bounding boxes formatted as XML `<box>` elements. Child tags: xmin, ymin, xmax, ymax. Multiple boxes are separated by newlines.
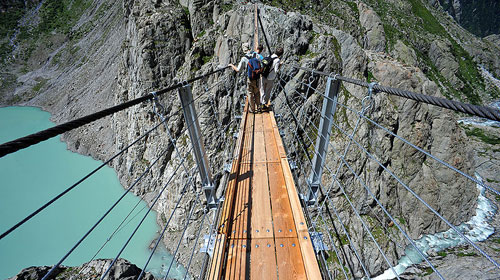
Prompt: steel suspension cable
<box><xmin>0</xmin><ymin>77</ymin><xmax>223</xmax><ymax>241</ymax></box>
<box><xmin>278</xmin><ymin>78</ymin><xmax>444</xmax><ymax>277</ymax></box>
<box><xmin>183</xmin><ymin>208</ymin><xmax>208</xmax><ymax>280</ymax></box>
<box><xmin>336</xmin><ymin>101</ymin><xmax>500</xmax><ymax>197</ymax></box>
<box><xmin>281</xmin><ymin>72</ymin><xmax>489</xmax><ymax>276</ymax></box>
<box><xmin>76</xmin><ymin>145</ymin><xmax>172</xmax><ymax>275</ymax></box>
<box><xmin>98</xmin><ymin>102</ymin><xmax>216</xmax><ymax>280</ymax></box>
<box><xmin>328</xmin><ymin>110</ymin><xmax>500</xmax><ymax>271</ymax></box>
<box><xmin>0</xmin><ymin>67</ymin><xmax>229</xmax><ymax>158</ymax></box>
<box><xmin>282</xmin><ymin>69</ymin><xmax>500</xmax><ymax>197</ymax></box>
<box><xmin>164</xmin><ymin>189</ymin><xmax>202</xmax><ymax>279</ymax></box>
<box><xmin>291</xmin><ymin>65</ymin><xmax>500</xmax><ymax>121</ymax></box>
<box><xmin>0</xmin><ymin>118</ymin><xmax>165</xmax><ymax>241</ymax></box>
<box><xmin>137</xmin><ymin>166</ymin><xmax>197</xmax><ymax>280</ymax></box>
<box><xmin>274</xmin><ymin>81</ymin><xmax>369</xmax><ymax>278</ymax></box>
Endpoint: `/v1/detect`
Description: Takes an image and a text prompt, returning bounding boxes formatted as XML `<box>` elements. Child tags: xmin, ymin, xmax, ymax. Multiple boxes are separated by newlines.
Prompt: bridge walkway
<box><xmin>208</xmin><ymin>103</ymin><xmax>322</xmax><ymax>280</ymax></box>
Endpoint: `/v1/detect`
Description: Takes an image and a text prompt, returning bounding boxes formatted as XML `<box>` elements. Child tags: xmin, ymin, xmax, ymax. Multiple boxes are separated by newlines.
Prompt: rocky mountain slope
<box><xmin>1</xmin><ymin>0</ymin><xmax>500</xmax><ymax>279</ymax></box>
<box><xmin>431</xmin><ymin>0</ymin><xmax>500</xmax><ymax>37</ymax></box>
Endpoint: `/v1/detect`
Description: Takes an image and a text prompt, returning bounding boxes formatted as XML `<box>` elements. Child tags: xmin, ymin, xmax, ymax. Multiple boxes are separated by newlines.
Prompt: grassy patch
<box><xmin>423</xmin><ymin>267</ymin><xmax>433</xmax><ymax>276</ymax></box>
<box><xmin>464</xmin><ymin>127</ymin><xmax>500</xmax><ymax>145</ymax></box>
<box><xmin>37</xmin><ymin>0</ymin><xmax>92</xmax><ymax>35</ymax></box>
<box><xmin>457</xmin><ymin>252</ymin><xmax>477</xmax><ymax>257</ymax></box>
<box><xmin>221</xmin><ymin>2</ymin><xmax>233</xmax><ymax>13</ymax></box>
<box><xmin>407</xmin><ymin>0</ymin><xmax>446</xmax><ymax>36</ymax></box>
<box><xmin>202</xmin><ymin>55</ymin><xmax>213</xmax><ymax>64</ymax></box>
<box><xmin>437</xmin><ymin>251</ymin><xmax>447</xmax><ymax>257</ymax></box>
<box><xmin>32</xmin><ymin>78</ymin><xmax>48</xmax><ymax>93</ymax></box>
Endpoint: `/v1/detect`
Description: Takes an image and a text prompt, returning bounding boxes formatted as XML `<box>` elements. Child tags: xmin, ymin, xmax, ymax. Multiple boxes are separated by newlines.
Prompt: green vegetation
<box><xmin>437</xmin><ymin>251</ymin><xmax>447</xmax><ymax>257</ymax></box>
<box><xmin>32</xmin><ymin>79</ymin><xmax>48</xmax><ymax>93</ymax></box>
<box><xmin>197</xmin><ymin>30</ymin><xmax>206</xmax><ymax>38</ymax></box>
<box><xmin>464</xmin><ymin>127</ymin><xmax>500</xmax><ymax>145</ymax></box>
<box><xmin>202</xmin><ymin>55</ymin><xmax>213</xmax><ymax>64</ymax></box>
<box><xmin>423</xmin><ymin>267</ymin><xmax>434</xmax><ymax>276</ymax></box>
<box><xmin>221</xmin><ymin>2</ymin><xmax>234</xmax><ymax>13</ymax></box>
<box><xmin>407</xmin><ymin>0</ymin><xmax>446</xmax><ymax>36</ymax></box>
<box><xmin>457</xmin><ymin>252</ymin><xmax>477</xmax><ymax>257</ymax></box>
<box><xmin>37</xmin><ymin>0</ymin><xmax>92</xmax><ymax>35</ymax></box>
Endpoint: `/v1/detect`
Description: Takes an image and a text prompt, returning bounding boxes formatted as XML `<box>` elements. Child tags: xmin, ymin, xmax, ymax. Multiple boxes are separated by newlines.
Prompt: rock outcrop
<box><xmin>9</xmin><ymin>259</ymin><xmax>156</xmax><ymax>280</ymax></box>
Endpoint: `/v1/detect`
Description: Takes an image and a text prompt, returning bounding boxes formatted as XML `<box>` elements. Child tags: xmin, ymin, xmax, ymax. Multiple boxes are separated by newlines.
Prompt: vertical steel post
<box><xmin>305</xmin><ymin>77</ymin><xmax>340</xmax><ymax>205</ymax></box>
<box><xmin>178</xmin><ymin>84</ymin><xmax>217</xmax><ymax>208</ymax></box>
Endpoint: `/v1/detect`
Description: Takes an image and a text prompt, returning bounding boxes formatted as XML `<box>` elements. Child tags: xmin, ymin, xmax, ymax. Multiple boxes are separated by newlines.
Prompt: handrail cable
<box><xmin>44</xmin><ymin>102</ymin><xmax>213</xmax><ymax>280</ymax></box>
<box><xmin>291</xmin><ymin>65</ymin><xmax>500</xmax><ymax>121</ymax></box>
<box><xmin>164</xmin><ymin>189</ymin><xmax>202</xmax><ymax>279</ymax></box>
<box><xmin>0</xmin><ymin>118</ymin><xmax>163</xmax><ymax>241</ymax></box>
<box><xmin>276</xmin><ymin>75</ymin><xmax>442</xmax><ymax>278</ymax></box>
<box><xmin>183</xmin><ymin>208</ymin><xmax>208</xmax><ymax>280</ymax></box>
<box><xmin>98</xmin><ymin>102</ymin><xmax>217</xmax><ymax>280</ymax></box>
<box><xmin>278</xmin><ymin>69</ymin><xmax>499</xmax><ymax>274</ymax></box>
<box><xmin>0</xmin><ymin>66</ymin><xmax>229</xmax><ymax>158</ymax></box>
<box><xmin>281</xmin><ymin>70</ymin><xmax>500</xmax><ymax>197</ymax></box>
<box><xmin>77</xmin><ymin>145</ymin><xmax>172</xmax><ymax>275</ymax></box>
<box><xmin>280</xmin><ymin>72</ymin><xmax>454</xmax><ymax>275</ymax></box>
<box><xmin>275</xmin><ymin>80</ymin><xmax>369</xmax><ymax>278</ymax></box>
<box><xmin>137</xmin><ymin>167</ymin><xmax>197</xmax><ymax>280</ymax></box>
<box><xmin>0</xmin><ymin>74</ymin><xmax>221</xmax><ymax>241</ymax></box>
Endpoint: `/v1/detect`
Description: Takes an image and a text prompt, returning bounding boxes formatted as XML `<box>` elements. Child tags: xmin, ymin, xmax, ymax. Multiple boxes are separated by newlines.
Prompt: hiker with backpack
<box><xmin>229</xmin><ymin>42</ymin><xmax>263</xmax><ymax>113</ymax></box>
<box><xmin>260</xmin><ymin>47</ymin><xmax>284</xmax><ymax>111</ymax></box>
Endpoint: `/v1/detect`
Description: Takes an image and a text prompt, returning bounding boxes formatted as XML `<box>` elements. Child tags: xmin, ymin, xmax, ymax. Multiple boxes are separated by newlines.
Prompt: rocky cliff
<box><xmin>8</xmin><ymin>259</ymin><xmax>157</xmax><ymax>280</ymax></box>
<box><xmin>1</xmin><ymin>0</ymin><xmax>500</xmax><ymax>279</ymax></box>
<box><xmin>431</xmin><ymin>0</ymin><xmax>500</xmax><ymax>37</ymax></box>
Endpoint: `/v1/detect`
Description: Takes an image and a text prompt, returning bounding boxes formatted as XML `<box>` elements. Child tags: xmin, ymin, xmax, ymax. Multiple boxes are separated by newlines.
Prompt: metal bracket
<box><xmin>200</xmin><ymin>234</ymin><xmax>219</xmax><ymax>257</ymax></box>
<box><xmin>310</xmin><ymin>232</ymin><xmax>329</xmax><ymax>253</ymax></box>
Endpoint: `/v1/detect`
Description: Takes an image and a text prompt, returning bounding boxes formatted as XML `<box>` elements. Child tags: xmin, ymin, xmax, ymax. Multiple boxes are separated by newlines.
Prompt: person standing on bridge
<box><xmin>260</xmin><ymin>47</ymin><xmax>284</xmax><ymax>111</ymax></box>
<box><xmin>229</xmin><ymin>42</ymin><xmax>262</xmax><ymax>113</ymax></box>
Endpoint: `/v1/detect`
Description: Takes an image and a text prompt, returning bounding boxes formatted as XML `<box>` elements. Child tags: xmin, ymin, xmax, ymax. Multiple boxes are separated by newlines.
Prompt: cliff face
<box><xmin>432</xmin><ymin>0</ymin><xmax>500</xmax><ymax>37</ymax></box>
<box><xmin>1</xmin><ymin>0</ymin><xmax>500</xmax><ymax>278</ymax></box>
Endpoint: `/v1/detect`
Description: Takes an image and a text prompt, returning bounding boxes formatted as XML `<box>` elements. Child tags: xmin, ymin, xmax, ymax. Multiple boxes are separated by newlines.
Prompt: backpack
<box><xmin>261</xmin><ymin>56</ymin><xmax>277</xmax><ymax>78</ymax></box>
<box><xmin>247</xmin><ymin>57</ymin><xmax>262</xmax><ymax>80</ymax></box>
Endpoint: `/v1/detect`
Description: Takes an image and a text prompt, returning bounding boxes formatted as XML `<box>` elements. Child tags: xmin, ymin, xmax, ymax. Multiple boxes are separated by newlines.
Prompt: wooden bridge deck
<box><xmin>208</xmin><ymin>104</ymin><xmax>322</xmax><ymax>280</ymax></box>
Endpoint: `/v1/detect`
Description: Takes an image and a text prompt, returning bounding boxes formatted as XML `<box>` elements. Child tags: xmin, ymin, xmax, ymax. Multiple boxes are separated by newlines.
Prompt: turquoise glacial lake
<box><xmin>0</xmin><ymin>106</ymin><xmax>185</xmax><ymax>279</ymax></box>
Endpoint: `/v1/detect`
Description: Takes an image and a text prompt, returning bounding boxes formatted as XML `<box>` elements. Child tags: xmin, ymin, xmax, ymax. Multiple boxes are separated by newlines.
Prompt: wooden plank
<box><xmin>275</xmin><ymin>238</ymin><xmax>307</xmax><ymax>280</ymax></box>
<box><xmin>250</xmin><ymin>238</ymin><xmax>278</xmax><ymax>280</ymax></box>
<box><xmin>230</xmin><ymin>163</ymin><xmax>251</xmax><ymax>239</ymax></box>
<box><xmin>240</xmin><ymin>113</ymin><xmax>254</xmax><ymax>164</ymax></box>
<box><xmin>208</xmin><ymin>234</ymin><xmax>226</xmax><ymax>280</ymax></box>
<box><xmin>253</xmin><ymin>131</ymin><xmax>267</xmax><ymax>163</ymax></box>
<box><xmin>219</xmin><ymin>101</ymin><xmax>249</xmax><ymax>235</ymax></box>
<box><xmin>263</xmin><ymin>114</ymin><xmax>280</xmax><ymax>162</ymax></box>
<box><xmin>250</xmin><ymin>162</ymin><xmax>274</xmax><ymax>238</ymax></box>
<box><xmin>267</xmin><ymin>162</ymin><xmax>296</xmax><ymax>238</ymax></box>
<box><xmin>254</xmin><ymin>112</ymin><xmax>264</xmax><ymax>132</ymax></box>
<box><xmin>269</xmin><ymin>112</ymin><xmax>287</xmax><ymax>159</ymax></box>
<box><xmin>281</xmin><ymin>157</ymin><xmax>322</xmax><ymax>280</ymax></box>
<box><xmin>224</xmin><ymin>238</ymin><xmax>249</xmax><ymax>280</ymax></box>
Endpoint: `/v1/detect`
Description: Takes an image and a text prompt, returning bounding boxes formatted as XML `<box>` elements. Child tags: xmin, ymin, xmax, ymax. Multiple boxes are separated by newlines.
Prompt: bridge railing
<box><xmin>0</xmin><ymin>67</ymin><xmax>240</xmax><ymax>280</ymax></box>
<box><xmin>272</xmin><ymin>64</ymin><xmax>500</xmax><ymax>279</ymax></box>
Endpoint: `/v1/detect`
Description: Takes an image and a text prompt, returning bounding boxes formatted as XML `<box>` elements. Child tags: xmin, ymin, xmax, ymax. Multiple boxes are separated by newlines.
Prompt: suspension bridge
<box><xmin>1</xmin><ymin>3</ymin><xmax>500</xmax><ymax>280</ymax></box>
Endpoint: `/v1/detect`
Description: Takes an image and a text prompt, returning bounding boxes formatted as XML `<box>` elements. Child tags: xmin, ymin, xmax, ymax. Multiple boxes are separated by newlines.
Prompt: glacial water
<box><xmin>0</xmin><ymin>106</ymin><xmax>185</xmax><ymax>279</ymax></box>
<box><xmin>373</xmin><ymin>174</ymin><xmax>497</xmax><ymax>279</ymax></box>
